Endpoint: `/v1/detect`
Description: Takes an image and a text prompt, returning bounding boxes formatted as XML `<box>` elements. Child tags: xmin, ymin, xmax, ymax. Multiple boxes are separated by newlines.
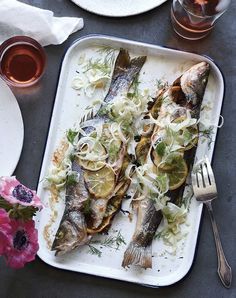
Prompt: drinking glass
<box><xmin>0</xmin><ymin>36</ymin><xmax>46</xmax><ymax>87</ymax></box>
<box><xmin>171</xmin><ymin>0</ymin><xmax>231</xmax><ymax>40</ymax></box>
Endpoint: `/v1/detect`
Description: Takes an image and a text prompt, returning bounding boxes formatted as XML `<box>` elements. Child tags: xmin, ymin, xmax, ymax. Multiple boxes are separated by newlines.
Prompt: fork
<box><xmin>191</xmin><ymin>157</ymin><xmax>232</xmax><ymax>288</ymax></box>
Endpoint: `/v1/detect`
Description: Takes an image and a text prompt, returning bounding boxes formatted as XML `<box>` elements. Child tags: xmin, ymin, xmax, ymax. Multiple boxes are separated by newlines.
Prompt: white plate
<box><xmin>0</xmin><ymin>78</ymin><xmax>24</xmax><ymax>176</ymax></box>
<box><xmin>70</xmin><ymin>0</ymin><xmax>168</xmax><ymax>17</ymax></box>
<box><xmin>36</xmin><ymin>35</ymin><xmax>224</xmax><ymax>287</ymax></box>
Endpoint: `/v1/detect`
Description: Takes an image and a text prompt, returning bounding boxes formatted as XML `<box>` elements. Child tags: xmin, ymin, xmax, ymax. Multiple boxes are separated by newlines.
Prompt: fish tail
<box><xmin>104</xmin><ymin>49</ymin><xmax>146</xmax><ymax>104</ymax></box>
<box><xmin>122</xmin><ymin>241</ymin><xmax>152</xmax><ymax>269</ymax></box>
<box><xmin>130</xmin><ymin>55</ymin><xmax>147</xmax><ymax>70</ymax></box>
<box><xmin>112</xmin><ymin>48</ymin><xmax>131</xmax><ymax>76</ymax></box>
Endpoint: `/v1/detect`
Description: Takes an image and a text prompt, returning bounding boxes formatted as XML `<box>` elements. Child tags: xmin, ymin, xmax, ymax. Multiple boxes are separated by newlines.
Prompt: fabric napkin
<box><xmin>0</xmin><ymin>0</ymin><xmax>84</xmax><ymax>46</ymax></box>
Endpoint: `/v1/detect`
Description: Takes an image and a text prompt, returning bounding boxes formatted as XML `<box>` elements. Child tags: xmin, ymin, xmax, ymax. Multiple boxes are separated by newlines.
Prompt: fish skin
<box><xmin>122</xmin><ymin>62</ymin><xmax>210</xmax><ymax>269</ymax></box>
<box><xmin>52</xmin><ymin>49</ymin><xmax>147</xmax><ymax>255</ymax></box>
<box><xmin>87</xmin><ymin>51</ymin><xmax>147</xmax><ymax>230</ymax></box>
<box><xmin>122</xmin><ymin>198</ymin><xmax>162</xmax><ymax>269</ymax></box>
<box><xmin>51</xmin><ymin>165</ymin><xmax>89</xmax><ymax>255</ymax></box>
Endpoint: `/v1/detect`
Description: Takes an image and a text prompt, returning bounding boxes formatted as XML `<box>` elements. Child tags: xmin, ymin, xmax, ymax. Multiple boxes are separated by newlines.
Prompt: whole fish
<box><xmin>86</xmin><ymin>50</ymin><xmax>146</xmax><ymax>230</ymax></box>
<box><xmin>122</xmin><ymin>61</ymin><xmax>210</xmax><ymax>269</ymax></box>
<box><xmin>51</xmin><ymin>49</ymin><xmax>146</xmax><ymax>255</ymax></box>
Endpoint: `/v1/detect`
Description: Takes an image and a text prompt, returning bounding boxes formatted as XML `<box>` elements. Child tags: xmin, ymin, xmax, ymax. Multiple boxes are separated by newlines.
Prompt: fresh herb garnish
<box><xmin>83</xmin><ymin>198</ymin><xmax>91</xmax><ymax>215</ymax></box>
<box><xmin>66</xmin><ymin>172</ymin><xmax>78</xmax><ymax>186</ymax></box>
<box><xmin>156</xmin><ymin>79</ymin><xmax>168</xmax><ymax>90</ymax></box>
<box><xmin>155</xmin><ymin>141</ymin><xmax>166</xmax><ymax>157</ymax></box>
<box><xmin>83</xmin><ymin>47</ymin><xmax>116</xmax><ymax>77</ymax></box>
<box><xmin>200</xmin><ymin>126</ymin><xmax>214</xmax><ymax>149</ymax></box>
<box><xmin>86</xmin><ymin>230</ymin><xmax>126</xmax><ymax>257</ymax></box>
<box><xmin>127</xmin><ymin>76</ymin><xmax>141</xmax><ymax>99</ymax></box>
<box><xmin>67</xmin><ymin>129</ymin><xmax>78</xmax><ymax>144</ymax></box>
<box><xmin>87</xmin><ymin>244</ymin><xmax>102</xmax><ymax>257</ymax></box>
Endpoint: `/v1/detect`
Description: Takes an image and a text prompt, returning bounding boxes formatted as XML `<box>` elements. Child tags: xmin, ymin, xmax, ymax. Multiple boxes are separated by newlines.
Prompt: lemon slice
<box><xmin>158</xmin><ymin>154</ymin><xmax>188</xmax><ymax>190</ymax></box>
<box><xmin>84</xmin><ymin>165</ymin><xmax>115</xmax><ymax>199</ymax></box>
<box><xmin>77</xmin><ymin>142</ymin><xmax>106</xmax><ymax>172</ymax></box>
<box><xmin>152</xmin><ymin>150</ymin><xmax>184</xmax><ymax>172</ymax></box>
<box><xmin>78</xmin><ymin>159</ymin><xmax>105</xmax><ymax>171</ymax></box>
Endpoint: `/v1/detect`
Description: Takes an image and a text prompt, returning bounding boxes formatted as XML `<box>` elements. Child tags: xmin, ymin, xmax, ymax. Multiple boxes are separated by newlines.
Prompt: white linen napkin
<box><xmin>0</xmin><ymin>0</ymin><xmax>84</xmax><ymax>46</ymax></box>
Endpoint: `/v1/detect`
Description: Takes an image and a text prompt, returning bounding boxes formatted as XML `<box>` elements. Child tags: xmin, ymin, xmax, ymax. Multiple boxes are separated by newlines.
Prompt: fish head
<box><xmin>51</xmin><ymin>210</ymin><xmax>88</xmax><ymax>256</ymax></box>
<box><xmin>180</xmin><ymin>61</ymin><xmax>210</xmax><ymax>109</ymax></box>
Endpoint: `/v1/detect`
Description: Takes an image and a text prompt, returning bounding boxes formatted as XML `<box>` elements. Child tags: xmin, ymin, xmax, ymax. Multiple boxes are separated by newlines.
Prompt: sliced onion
<box><xmin>125</xmin><ymin>164</ymin><xmax>136</xmax><ymax>179</ymax></box>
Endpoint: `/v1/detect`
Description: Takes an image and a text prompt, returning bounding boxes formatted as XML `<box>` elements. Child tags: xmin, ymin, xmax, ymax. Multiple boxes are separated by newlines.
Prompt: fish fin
<box><xmin>104</xmin><ymin>49</ymin><xmax>146</xmax><ymax>104</ymax></box>
<box><xmin>122</xmin><ymin>241</ymin><xmax>152</xmax><ymax>269</ymax></box>
<box><xmin>112</xmin><ymin>48</ymin><xmax>130</xmax><ymax>79</ymax></box>
<box><xmin>130</xmin><ymin>55</ymin><xmax>147</xmax><ymax>70</ymax></box>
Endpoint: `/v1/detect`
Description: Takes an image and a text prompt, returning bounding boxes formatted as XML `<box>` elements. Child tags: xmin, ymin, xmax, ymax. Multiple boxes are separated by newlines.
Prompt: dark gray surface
<box><xmin>1</xmin><ymin>0</ymin><xmax>236</xmax><ymax>297</ymax></box>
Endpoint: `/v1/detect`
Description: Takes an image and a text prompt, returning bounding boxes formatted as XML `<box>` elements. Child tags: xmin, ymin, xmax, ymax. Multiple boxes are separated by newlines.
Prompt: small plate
<box><xmin>70</xmin><ymin>0</ymin><xmax>168</xmax><ymax>17</ymax></box>
<box><xmin>0</xmin><ymin>78</ymin><xmax>24</xmax><ymax>176</ymax></box>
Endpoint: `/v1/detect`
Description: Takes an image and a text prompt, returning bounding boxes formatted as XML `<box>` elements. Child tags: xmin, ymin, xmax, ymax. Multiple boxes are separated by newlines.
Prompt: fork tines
<box><xmin>191</xmin><ymin>157</ymin><xmax>217</xmax><ymax>201</ymax></box>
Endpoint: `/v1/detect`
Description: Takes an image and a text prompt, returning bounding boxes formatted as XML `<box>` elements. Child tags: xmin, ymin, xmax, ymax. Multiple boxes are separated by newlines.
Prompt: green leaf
<box><xmin>66</xmin><ymin>172</ymin><xmax>78</xmax><ymax>186</ymax></box>
<box><xmin>87</xmin><ymin>244</ymin><xmax>102</xmax><ymax>257</ymax></box>
<box><xmin>67</xmin><ymin>129</ymin><xmax>78</xmax><ymax>144</ymax></box>
<box><xmin>156</xmin><ymin>141</ymin><xmax>166</xmax><ymax>157</ymax></box>
<box><xmin>0</xmin><ymin>197</ymin><xmax>12</xmax><ymax>211</ymax></box>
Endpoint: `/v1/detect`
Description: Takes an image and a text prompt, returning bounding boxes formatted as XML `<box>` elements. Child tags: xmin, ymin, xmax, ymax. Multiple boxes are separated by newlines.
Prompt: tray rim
<box><xmin>36</xmin><ymin>34</ymin><xmax>225</xmax><ymax>287</ymax></box>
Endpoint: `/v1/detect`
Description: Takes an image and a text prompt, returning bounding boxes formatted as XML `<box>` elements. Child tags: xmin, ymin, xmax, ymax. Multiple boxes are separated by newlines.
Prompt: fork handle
<box><xmin>206</xmin><ymin>201</ymin><xmax>232</xmax><ymax>288</ymax></box>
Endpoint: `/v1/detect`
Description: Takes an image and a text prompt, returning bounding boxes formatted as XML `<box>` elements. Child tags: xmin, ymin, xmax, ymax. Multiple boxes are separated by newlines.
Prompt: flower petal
<box><xmin>0</xmin><ymin>208</ymin><xmax>12</xmax><ymax>255</ymax></box>
<box><xmin>0</xmin><ymin>176</ymin><xmax>43</xmax><ymax>209</ymax></box>
<box><xmin>4</xmin><ymin>219</ymin><xmax>39</xmax><ymax>269</ymax></box>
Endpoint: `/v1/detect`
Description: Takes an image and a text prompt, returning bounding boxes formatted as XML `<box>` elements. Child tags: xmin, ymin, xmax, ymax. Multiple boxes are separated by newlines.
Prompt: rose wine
<box><xmin>171</xmin><ymin>0</ymin><xmax>231</xmax><ymax>40</ymax></box>
<box><xmin>0</xmin><ymin>36</ymin><xmax>46</xmax><ymax>87</ymax></box>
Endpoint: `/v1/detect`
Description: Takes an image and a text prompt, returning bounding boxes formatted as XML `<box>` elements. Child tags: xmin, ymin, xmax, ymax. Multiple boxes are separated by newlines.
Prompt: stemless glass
<box><xmin>0</xmin><ymin>36</ymin><xmax>46</xmax><ymax>87</ymax></box>
<box><xmin>171</xmin><ymin>0</ymin><xmax>231</xmax><ymax>40</ymax></box>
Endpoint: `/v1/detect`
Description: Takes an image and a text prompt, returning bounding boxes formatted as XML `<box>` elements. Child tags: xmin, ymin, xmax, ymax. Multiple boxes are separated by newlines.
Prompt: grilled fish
<box><xmin>86</xmin><ymin>50</ymin><xmax>146</xmax><ymax>230</ymax></box>
<box><xmin>52</xmin><ymin>49</ymin><xmax>146</xmax><ymax>255</ymax></box>
<box><xmin>122</xmin><ymin>61</ymin><xmax>210</xmax><ymax>269</ymax></box>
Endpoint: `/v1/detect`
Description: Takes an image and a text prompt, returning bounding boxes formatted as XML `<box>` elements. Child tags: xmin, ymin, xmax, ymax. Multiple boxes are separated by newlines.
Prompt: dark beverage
<box><xmin>171</xmin><ymin>0</ymin><xmax>231</xmax><ymax>40</ymax></box>
<box><xmin>0</xmin><ymin>36</ymin><xmax>46</xmax><ymax>87</ymax></box>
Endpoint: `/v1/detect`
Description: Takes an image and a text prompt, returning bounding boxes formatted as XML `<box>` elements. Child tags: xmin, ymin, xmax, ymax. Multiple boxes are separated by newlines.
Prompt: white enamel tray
<box><xmin>36</xmin><ymin>35</ymin><xmax>224</xmax><ymax>287</ymax></box>
<box><xmin>70</xmin><ymin>0</ymin><xmax>168</xmax><ymax>17</ymax></box>
<box><xmin>0</xmin><ymin>78</ymin><xmax>24</xmax><ymax>176</ymax></box>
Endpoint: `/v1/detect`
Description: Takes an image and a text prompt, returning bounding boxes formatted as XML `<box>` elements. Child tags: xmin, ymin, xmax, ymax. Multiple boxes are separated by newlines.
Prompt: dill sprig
<box><xmin>200</xmin><ymin>126</ymin><xmax>214</xmax><ymax>149</ymax></box>
<box><xmin>127</xmin><ymin>76</ymin><xmax>141</xmax><ymax>99</ymax></box>
<box><xmin>87</xmin><ymin>244</ymin><xmax>102</xmax><ymax>257</ymax></box>
<box><xmin>83</xmin><ymin>57</ymin><xmax>110</xmax><ymax>76</ymax></box>
<box><xmin>156</xmin><ymin>79</ymin><xmax>168</xmax><ymax>90</ymax></box>
<box><xmin>86</xmin><ymin>230</ymin><xmax>126</xmax><ymax>257</ymax></box>
<box><xmin>83</xmin><ymin>47</ymin><xmax>116</xmax><ymax>76</ymax></box>
<box><xmin>101</xmin><ymin>230</ymin><xmax>126</xmax><ymax>250</ymax></box>
<box><xmin>97</xmin><ymin>46</ymin><xmax>116</xmax><ymax>64</ymax></box>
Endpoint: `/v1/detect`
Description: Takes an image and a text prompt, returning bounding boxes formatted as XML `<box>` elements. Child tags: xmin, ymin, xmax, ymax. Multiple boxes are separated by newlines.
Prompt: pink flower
<box><xmin>0</xmin><ymin>208</ymin><xmax>12</xmax><ymax>255</ymax></box>
<box><xmin>4</xmin><ymin>220</ymin><xmax>39</xmax><ymax>269</ymax></box>
<box><xmin>0</xmin><ymin>176</ymin><xmax>43</xmax><ymax>209</ymax></box>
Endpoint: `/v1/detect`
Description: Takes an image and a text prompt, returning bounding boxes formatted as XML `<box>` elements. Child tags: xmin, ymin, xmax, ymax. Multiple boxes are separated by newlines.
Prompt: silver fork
<box><xmin>191</xmin><ymin>157</ymin><xmax>232</xmax><ymax>288</ymax></box>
